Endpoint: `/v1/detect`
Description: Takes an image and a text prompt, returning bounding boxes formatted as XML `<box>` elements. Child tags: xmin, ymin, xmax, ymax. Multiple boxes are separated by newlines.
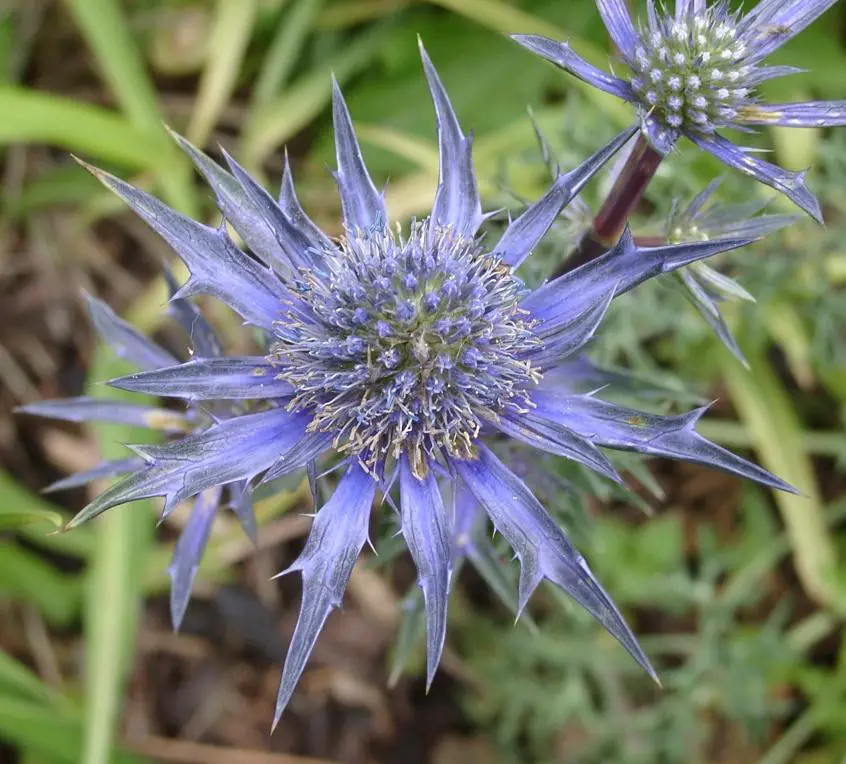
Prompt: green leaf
<box><xmin>251</xmin><ymin>0</ymin><xmax>326</xmax><ymax>110</ymax></box>
<box><xmin>63</xmin><ymin>0</ymin><xmax>197</xmax><ymax>215</ymax></box>
<box><xmin>81</xmin><ymin>349</ymin><xmax>157</xmax><ymax>764</ymax></box>
<box><xmin>356</xmin><ymin>123</ymin><xmax>440</xmax><ymax>170</ymax></box>
<box><xmin>721</xmin><ymin>343</ymin><xmax>843</xmax><ymax>612</ymax></box>
<box><xmin>0</xmin><ymin>542</ymin><xmax>82</xmax><ymax>627</ymax></box>
<box><xmin>187</xmin><ymin>0</ymin><xmax>258</xmax><ymax>145</ymax></box>
<box><xmin>0</xmin><ymin>651</ymin><xmax>56</xmax><ymax>704</ymax></box>
<box><xmin>0</xmin><ymin>695</ymin><xmax>146</xmax><ymax>764</ymax></box>
<box><xmin>0</xmin><ymin>88</ymin><xmax>167</xmax><ymax>169</ymax></box>
<box><xmin>423</xmin><ymin>0</ymin><xmax>631</xmax><ymax>124</ymax></box>
<box><xmin>0</xmin><ymin>471</ymin><xmax>63</xmax><ymax>530</ymax></box>
<box><xmin>241</xmin><ymin>20</ymin><xmax>394</xmax><ymax>166</ymax></box>
<box><xmin>0</xmin><ymin>507</ymin><xmax>62</xmax><ymax>531</ymax></box>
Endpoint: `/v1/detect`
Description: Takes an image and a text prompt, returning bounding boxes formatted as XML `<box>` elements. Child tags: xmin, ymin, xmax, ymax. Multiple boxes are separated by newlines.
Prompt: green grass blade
<box><xmin>186</xmin><ymin>0</ymin><xmax>258</xmax><ymax>145</ymax></box>
<box><xmin>423</xmin><ymin>0</ymin><xmax>631</xmax><ymax>125</ymax></box>
<box><xmin>241</xmin><ymin>20</ymin><xmax>394</xmax><ymax>167</ymax></box>
<box><xmin>355</xmin><ymin>123</ymin><xmax>440</xmax><ymax>169</ymax></box>
<box><xmin>0</xmin><ymin>470</ymin><xmax>63</xmax><ymax>531</ymax></box>
<box><xmin>317</xmin><ymin>0</ymin><xmax>410</xmax><ymax>29</ymax></box>
<box><xmin>0</xmin><ymin>507</ymin><xmax>62</xmax><ymax>531</ymax></box>
<box><xmin>0</xmin><ymin>652</ymin><xmax>55</xmax><ymax>704</ymax></box>
<box><xmin>0</xmin><ymin>542</ymin><xmax>82</xmax><ymax>627</ymax></box>
<box><xmin>63</xmin><ymin>0</ymin><xmax>197</xmax><ymax>215</ymax></box>
<box><xmin>81</xmin><ymin>349</ymin><xmax>157</xmax><ymax>764</ymax></box>
<box><xmin>63</xmin><ymin>0</ymin><xmax>162</xmax><ymax>131</ymax></box>
<box><xmin>426</xmin><ymin>0</ymin><xmax>569</xmax><ymax>39</ymax></box>
<box><xmin>0</xmin><ymin>88</ymin><xmax>168</xmax><ymax>169</ymax></box>
<box><xmin>720</xmin><ymin>345</ymin><xmax>843</xmax><ymax>612</ymax></box>
<box><xmin>0</xmin><ymin>695</ymin><xmax>146</xmax><ymax>764</ymax></box>
<box><xmin>251</xmin><ymin>0</ymin><xmax>326</xmax><ymax>110</ymax></box>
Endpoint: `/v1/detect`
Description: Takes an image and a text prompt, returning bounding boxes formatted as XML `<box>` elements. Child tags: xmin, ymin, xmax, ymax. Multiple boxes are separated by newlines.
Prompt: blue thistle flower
<box><xmin>514</xmin><ymin>0</ymin><xmax>846</xmax><ymax>221</ymax></box>
<box><xmin>22</xmin><ymin>42</ymin><xmax>795</xmax><ymax>726</ymax></box>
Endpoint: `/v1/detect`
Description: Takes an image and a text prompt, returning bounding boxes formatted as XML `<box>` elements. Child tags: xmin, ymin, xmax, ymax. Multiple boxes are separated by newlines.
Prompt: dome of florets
<box><xmin>272</xmin><ymin>222</ymin><xmax>539</xmax><ymax>474</ymax></box>
<box><xmin>630</xmin><ymin>9</ymin><xmax>750</xmax><ymax>134</ymax></box>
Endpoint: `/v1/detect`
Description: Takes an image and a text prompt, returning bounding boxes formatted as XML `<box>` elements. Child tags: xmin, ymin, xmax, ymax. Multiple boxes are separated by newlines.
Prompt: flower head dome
<box><xmin>22</xmin><ymin>41</ymin><xmax>795</xmax><ymax>726</ymax></box>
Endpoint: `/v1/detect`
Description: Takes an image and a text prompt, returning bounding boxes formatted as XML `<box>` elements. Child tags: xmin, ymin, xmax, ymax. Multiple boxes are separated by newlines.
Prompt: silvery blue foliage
<box><xmin>21</xmin><ymin>42</ymin><xmax>795</xmax><ymax>726</ymax></box>
<box><xmin>514</xmin><ymin>0</ymin><xmax>846</xmax><ymax>221</ymax></box>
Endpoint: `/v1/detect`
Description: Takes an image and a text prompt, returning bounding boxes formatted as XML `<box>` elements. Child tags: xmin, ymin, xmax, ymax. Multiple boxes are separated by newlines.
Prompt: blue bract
<box><xmin>514</xmin><ymin>0</ymin><xmax>846</xmax><ymax>221</ymax></box>
<box><xmin>20</xmin><ymin>41</ymin><xmax>795</xmax><ymax>727</ymax></box>
<box><xmin>664</xmin><ymin>177</ymin><xmax>799</xmax><ymax>363</ymax></box>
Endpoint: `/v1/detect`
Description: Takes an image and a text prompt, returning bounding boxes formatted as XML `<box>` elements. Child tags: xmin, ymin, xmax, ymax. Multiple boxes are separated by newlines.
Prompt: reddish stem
<box><xmin>555</xmin><ymin>134</ymin><xmax>664</xmax><ymax>277</ymax></box>
<box><xmin>593</xmin><ymin>133</ymin><xmax>664</xmax><ymax>244</ymax></box>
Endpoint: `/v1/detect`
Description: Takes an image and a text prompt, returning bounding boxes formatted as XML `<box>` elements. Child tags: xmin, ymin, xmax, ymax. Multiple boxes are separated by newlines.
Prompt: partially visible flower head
<box><xmin>664</xmin><ymin>177</ymin><xmax>798</xmax><ymax>362</ymax></box>
<box><xmin>514</xmin><ymin>0</ymin><xmax>846</xmax><ymax>221</ymax></box>
<box><xmin>665</xmin><ymin>176</ymin><xmax>800</xmax><ymax>243</ymax></box>
<box><xmin>20</xmin><ymin>41</ymin><xmax>796</xmax><ymax>726</ymax></box>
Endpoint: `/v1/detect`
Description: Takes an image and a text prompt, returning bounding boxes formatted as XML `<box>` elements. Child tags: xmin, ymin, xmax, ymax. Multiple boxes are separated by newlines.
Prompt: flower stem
<box><xmin>556</xmin><ymin>133</ymin><xmax>664</xmax><ymax>276</ymax></box>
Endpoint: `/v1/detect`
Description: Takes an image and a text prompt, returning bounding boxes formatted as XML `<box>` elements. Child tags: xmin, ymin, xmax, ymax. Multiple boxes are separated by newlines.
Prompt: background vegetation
<box><xmin>2</xmin><ymin>1</ymin><xmax>846</xmax><ymax>762</ymax></box>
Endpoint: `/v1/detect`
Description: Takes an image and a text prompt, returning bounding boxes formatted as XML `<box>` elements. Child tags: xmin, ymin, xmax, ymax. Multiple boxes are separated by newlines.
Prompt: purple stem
<box><xmin>556</xmin><ymin>133</ymin><xmax>664</xmax><ymax>276</ymax></box>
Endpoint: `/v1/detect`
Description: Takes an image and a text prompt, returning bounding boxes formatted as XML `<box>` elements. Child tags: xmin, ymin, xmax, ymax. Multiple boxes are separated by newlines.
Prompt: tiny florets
<box><xmin>270</xmin><ymin>221</ymin><xmax>540</xmax><ymax>475</ymax></box>
<box><xmin>631</xmin><ymin>9</ymin><xmax>748</xmax><ymax>134</ymax></box>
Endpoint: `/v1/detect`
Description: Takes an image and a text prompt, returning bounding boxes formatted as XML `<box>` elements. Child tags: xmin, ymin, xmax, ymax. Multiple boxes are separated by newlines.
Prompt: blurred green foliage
<box><xmin>2</xmin><ymin>1</ymin><xmax>846</xmax><ymax>763</ymax></box>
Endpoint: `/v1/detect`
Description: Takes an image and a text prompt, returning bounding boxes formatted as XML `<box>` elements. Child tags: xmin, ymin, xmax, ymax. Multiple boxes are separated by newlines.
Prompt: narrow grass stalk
<box><xmin>721</xmin><ymin>344</ymin><xmax>843</xmax><ymax>612</ymax></box>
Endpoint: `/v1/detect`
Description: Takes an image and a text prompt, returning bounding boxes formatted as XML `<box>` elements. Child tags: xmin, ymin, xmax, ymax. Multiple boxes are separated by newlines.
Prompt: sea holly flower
<box><xmin>16</xmin><ymin>278</ymin><xmax>265</xmax><ymax>630</ymax></box>
<box><xmin>663</xmin><ymin>177</ymin><xmax>799</xmax><ymax>362</ymax></box>
<box><xmin>23</xmin><ymin>41</ymin><xmax>796</xmax><ymax>726</ymax></box>
<box><xmin>514</xmin><ymin>0</ymin><xmax>846</xmax><ymax>221</ymax></box>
